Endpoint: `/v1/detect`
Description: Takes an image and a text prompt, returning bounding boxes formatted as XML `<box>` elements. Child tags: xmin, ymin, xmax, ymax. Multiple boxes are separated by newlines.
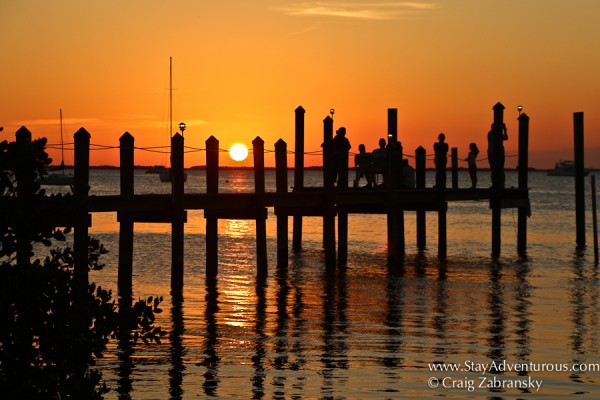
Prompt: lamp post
<box><xmin>517</xmin><ymin>105</ymin><xmax>523</xmax><ymax>116</ymax></box>
<box><xmin>179</xmin><ymin>122</ymin><xmax>186</xmax><ymax>137</ymax></box>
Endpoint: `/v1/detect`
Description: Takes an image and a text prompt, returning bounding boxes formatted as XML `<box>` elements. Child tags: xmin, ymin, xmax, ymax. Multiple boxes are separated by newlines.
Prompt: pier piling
<box><xmin>517</xmin><ymin>113</ymin><xmax>530</xmax><ymax>255</ymax></box>
<box><xmin>118</xmin><ymin>132</ymin><xmax>134</xmax><ymax>295</ymax></box>
<box><xmin>171</xmin><ymin>133</ymin><xmax>185</xmax><ymax>291</ymax></box>
<box><xmin>415</xmin><ymin>146</ymin><xmax>427</xmax><ymax>249</ymax></box>
<box><xmin>275</xmin><ymin>139</ymin><xmax>288</xmax><ymax>268</ymax></box>
<box><xmin>574</xmin><ymin>112</ymin><xmax>586</xmax><ymax>248</ymax></box>
<box><xmin>205</xmin><ymin>136</ymin><xmax>219</xmax><ymax>276</ymax></box>
<box><xmin>253</xmin><ymin>137</ymin><xmax>268</xmax><ymax>276</ymax></box>
<box><xmin>293</xmin><ymin>106</ymin><xmax>305</xmax><ymax>250</ymax></box>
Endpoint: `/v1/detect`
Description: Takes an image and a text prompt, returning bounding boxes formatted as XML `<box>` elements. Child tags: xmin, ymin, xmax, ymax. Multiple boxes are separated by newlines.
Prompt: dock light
<box><xmin>179</xmin><ymin>122</ymin><xmax>186</xmax><ymax>135</ymax></box>
<box><xmin>517</xmin><ymin>105</ymin><xmax>523</xmax><ymax>116</ymax></box>
<box><xmin>330</xmin><ymin>108</ymin><xmax>335</xmax><ymax>119</ymax></box>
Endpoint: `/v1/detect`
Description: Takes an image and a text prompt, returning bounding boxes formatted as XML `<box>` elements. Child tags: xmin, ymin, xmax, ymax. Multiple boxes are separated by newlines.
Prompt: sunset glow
<box><xmin>1</xmin><ymin>1</ymin><xmax>599</xmax><ymax>168</ymax></box>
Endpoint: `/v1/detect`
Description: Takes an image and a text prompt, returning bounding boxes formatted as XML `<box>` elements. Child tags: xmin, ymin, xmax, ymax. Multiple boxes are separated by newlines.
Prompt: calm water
<box><xmin>62</xmin><ymin>168</ymin><xmax>600</xmax><ymax>399</ymax></box>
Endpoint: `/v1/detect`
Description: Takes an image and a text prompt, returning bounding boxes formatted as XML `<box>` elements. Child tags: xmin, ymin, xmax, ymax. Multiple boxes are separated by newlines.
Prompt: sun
<box><xmin>229</xmin><ymin>143</ymin><xmax>249</xmax><ymax>162</ymax></box>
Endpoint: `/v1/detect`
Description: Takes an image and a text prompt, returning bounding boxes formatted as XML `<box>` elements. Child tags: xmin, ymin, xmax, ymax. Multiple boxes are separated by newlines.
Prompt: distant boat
<box><xmin>159</xmin><ymin>169</ymin><xmax>187</xmax><ymax>183</ymax></box>
<box><xmin>40</xmin><ymin>109</ymin><xmax>74</xmax><ymax>186</ymax></box>
<box><xmin>547</xmin><ymin>160</ymin><xmax>590</xmax><ymax>177</ymax></box>
<box><xmin>145</xmin><ymin>165</ymin><xmax>166</xmax><ymax>174</ymax></box>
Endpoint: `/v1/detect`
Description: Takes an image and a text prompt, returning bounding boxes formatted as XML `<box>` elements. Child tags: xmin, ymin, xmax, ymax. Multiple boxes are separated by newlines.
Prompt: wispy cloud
<box><xmin>281</xmin><ymin>1</ymin><xmax>438</xmax><ymax>20</ymax></box>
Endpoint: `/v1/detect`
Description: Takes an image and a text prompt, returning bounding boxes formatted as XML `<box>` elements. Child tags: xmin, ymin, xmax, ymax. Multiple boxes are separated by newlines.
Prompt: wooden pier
<box><xmin>17</xmin><ymin>102</ymin><xmax>531</xmax><ymax>294</ymax></box>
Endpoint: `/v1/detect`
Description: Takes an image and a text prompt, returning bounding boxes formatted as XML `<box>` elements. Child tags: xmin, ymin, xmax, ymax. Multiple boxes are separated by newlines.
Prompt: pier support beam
<box><xmin>451</xmin><ymin>147</ymin><xmax>458</xmax><ymax>189</ymax></box>
<box><xmin>171</xmin><ymin>133</ymin><xmax>185</xmax><ymax>292</ymax></box>
<box><xmin>118</xmin><ymin>132</ymin><xmax>134</xmax><ymax>295</ymax></box>
<box><xmin>574</xmin><ymin>112</ymin><xmax>586</xmax><ymax>248</ymax></box>
<box><xmin>491</xmin><ymin>102</ymin><xmax>506</xmax><ymax>256</ymax></box>
<box><xmin>73</xmin><ymin>128</ymin><xmax>90</xmax><ymax>286</ymax></box>
<box><xmin>275</xmin><ymin>139</ymin><xmax>289</xmax><ymax>269</ymax></box>
<box><xmin>387</xmin><ymin>108</ymin><xmax>405</xmax><ymax>267</ymax></box>
<box><xmin>205</xmin><ymin>136</ymin><xmax>219</xmax><ymax>277</ymax></box>
<box><xmin>322</xmin><ymin>116</ymin><xmax>336</xmax><ymax>269</ymax></box>
<box><xmin>253</xmin><ymin>137</ymin><xmax>268</xmax><ymax>277</ymax></box>
<box><xmin>517</xmin><ymin>113</ymin><xmax>530</xmax><ymax>255</ymax></box>
<box><xmin>293</xmin><ymin>106</ymin><xmax>305</xmax><ymax>250</ymax></box>
<box><xmin>416</xmin><ymin>146</ymin><xmax>427</xmax><ymax>249</ymax></box>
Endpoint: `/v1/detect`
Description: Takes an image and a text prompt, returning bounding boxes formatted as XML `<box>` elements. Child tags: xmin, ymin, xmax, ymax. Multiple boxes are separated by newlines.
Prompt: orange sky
<box><xmin>1</xmin><ymin>1</ymin><xmax>599</xmax><ymax>168</ymax></box>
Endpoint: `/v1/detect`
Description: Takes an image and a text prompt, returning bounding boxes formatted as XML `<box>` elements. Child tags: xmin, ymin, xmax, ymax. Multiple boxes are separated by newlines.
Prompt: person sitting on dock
<box><xmin>332</xmin><ymin>127</ymin><xmax>351</xmax><ymax>186</ymax></box>
<box><xmin>401</xmin><ymin>159</ymin><xmax>415</xmax><ymax>189</ymax></box>
<box><xmin>371</xmin><ymin>138</ymin><xmax>387</xmax><ymax>187</ymax></box>
<box><xmin>353</xmin><ymin>144</ymin><xmax>374</xmax><ymax>188</ymax></box>
<box><xmin>433</xmin><ymin>133</ymin><xmax>448</xmax><ymax>189</ymax></box>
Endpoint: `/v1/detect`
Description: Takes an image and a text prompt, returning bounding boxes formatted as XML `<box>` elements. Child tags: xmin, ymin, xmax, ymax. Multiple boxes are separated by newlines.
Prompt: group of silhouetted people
<box><xmin>329</xmin><ymin>122</ymin><xmax>509</xmax><ymax>190</ymax></box>
<box><xmin>433</xmin><ymin>123</ymin><xmax>508</xmax><ymax>189</ymax></box>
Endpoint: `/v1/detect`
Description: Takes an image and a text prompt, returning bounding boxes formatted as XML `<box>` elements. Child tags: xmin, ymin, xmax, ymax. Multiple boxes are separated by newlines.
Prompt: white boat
<box><xmin>40</xmin><ymin>109</ymin><xmax>74</xmax><ymax>186</ymax></box>
<box><xmin>547</xmin><ymin>160</ymin><xmax>590</xmax><ymax>177</ymax></box>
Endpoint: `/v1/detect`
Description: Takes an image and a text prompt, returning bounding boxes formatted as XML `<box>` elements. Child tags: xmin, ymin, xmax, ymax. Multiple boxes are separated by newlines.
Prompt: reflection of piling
<box><xmin>574</xmin><ymin>112</ymin><xmax>585</xmax><ymax>247</ymax></box>
<box><xmin>517</xmin><ymin>113</ymin><xmax>530</xmax><ymax>255</ymax></box>
<box><xmin>415</xmin><ymin>146</ymin><xmax>427</xmax><ymax>249</ymax></box>
<box><xmin>253</xmin><ymin>137</ymin><xmax>268</xmax><ymax>276</ymax></box>
<box><xmin>322</xmin><ymin>116</ymin><xmax>336</xmax><ymax>268</ymax></box>
<box><xmin>275</xmin><ymin>139</ymin><xmax>288</xmax><ymax>268</ymax></box>
<box><xmin>293</xmin><ymin>106</ymin><xmax>305</xmax><ymax>250</ymax></box>
<box><xmin>205</xmin><ymin>136</ymin><xmax>219</xmax><ymax>276</ymax></box>
<box><xmin>118</xmin><ymin>132</ymin><xmax>134</xmax><ymax>295</ymax></box>
<box><xmin>171</xmin><ymin>133</ymin><xmax>185</xmax><ymax>291</ymax></box>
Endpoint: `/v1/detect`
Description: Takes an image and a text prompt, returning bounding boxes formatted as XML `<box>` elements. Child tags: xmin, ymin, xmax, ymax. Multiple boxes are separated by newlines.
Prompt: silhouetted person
<box><xmin>332</xmin><ymin>127</ymin><xmax>351</xmax><ymax>186</ymax></box>
<box><xmin>401</xmin><ymin>159</ymin><xmax>415</xmax><ymax>189</ymax></box>
<box><xmin>433</xmin><ymin>133</ymin><xmax>448</xmax><ymax>189</ymax></box>
<box><xmin>354</xmin><ymin>144</ymin><xmax>373</xmax><ymax>188</ymax></box>
<box><xmin>371</xmin><ymin>138</ymin><xmax>387</xmax><ymax>187</ymax></box>
<box><xmin>487</xmin><ymin>123</ymin><xmax>508</xmax><ymax>188</ymax></box>
<box><xmin>466</xmin><ymin>142</ymin><xmax>479</xmax><ymax>188</ymax></box>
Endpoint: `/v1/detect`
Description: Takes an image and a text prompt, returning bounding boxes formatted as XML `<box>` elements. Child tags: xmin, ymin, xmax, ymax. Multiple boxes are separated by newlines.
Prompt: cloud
<box><xmin>281</xmin><ymin>1</ymin><xmax>438</xmax><ymax>20</ymax></box>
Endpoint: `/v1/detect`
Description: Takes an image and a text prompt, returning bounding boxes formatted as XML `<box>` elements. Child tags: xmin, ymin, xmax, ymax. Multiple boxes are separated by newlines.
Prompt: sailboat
<box><xmin>159</xmin><ymin>57</ymin><xmax>187</xmax><ymax>183</ymax></box>
<box><xmin>40</xmin><ymin>109</ymin><xmax>75</xmax><ymax>186</ymax></box>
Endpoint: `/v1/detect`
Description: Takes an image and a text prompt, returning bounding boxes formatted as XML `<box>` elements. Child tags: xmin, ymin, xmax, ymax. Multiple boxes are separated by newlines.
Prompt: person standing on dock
<box><xmin>433</xmin><ymin>133</ymin><xmax>448</xmax><ymax>188</ymax></box>
<box><xmin>466</xmin><ymin>142</ymin><xmax>479</xmax><ymax>188</ymax></box>
<box><xmin>332</xmin><ymin>127</ymin><xmax>351</xmax><ymax>186</ymax></box>
<box><xmin>371</xmin><ymin>138</ymin><xmax>388</xmax><ymax>187</ymax></box>
<box><xmin>487</xmin><ymin>123</ymin><xmax>508</xmax><ymax>188</ymax></box>
<box><xmin>354</xmin><ymin>144</ymin><xmax>373</xmax><ymax>188</ymax></box>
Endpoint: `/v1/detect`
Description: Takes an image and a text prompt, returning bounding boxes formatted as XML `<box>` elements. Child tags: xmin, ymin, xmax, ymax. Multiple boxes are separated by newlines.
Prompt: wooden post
<box><xmin>14</xmin><ymin>127</ymin><xmax>33</xmax><ymax>268</ymax></box>
<box><xmin>517</xmin><ymin>113</ymin><xmax>530</xmax><ymax>255</ymax></box>
<box><xmin>491</xmin><ymin>102</ymin><xmax>505</xmax><ymax>256</ymax></box>
<box><xmin>253</xmin><ymin>136</ymin><xmax>268</xmax><ymax>276</ymax></box>
<box><xmin>415</xmin><ymin>146</ymin><xmax>427</xmax><ymax>248</ymax></box>
<box><xmin>574</xmin><ymin>112</ymin><xmax>585</xmax><ymax>247</ymax></box>
<box><xmin>451</xmin><ymin>147</ymin><xmax>458</xmax><ymax>189</ymax></box>
<box><xmin>437</xmin><ymin>166</ymin><xmax>448</xmax><ymax>258</ymax></box>
<box><xmin>205</xmin><ymin>136</ymin><xmax>219</xmax><ymax>276</ymax></box>
<box><xmin>592</xmin><ymin>175</ymin><xmax>598</xmax><ymax>265</ymax></box>
<box><xmin>275</xmin><ymin>139</ymin><xmax>288</xmax><ymax>268</ymax></box>
<box><xmin>387</xmin><ymin>109</ymin><xmax>404</xmax><ymax>265</ymax></box>
<box><xmin>73</xmin><ymin>128</ymin><xmax>90</xmax><ymax>285</ymax></box>
<box><xmin>322</xmin><ymin>116</ymin><xmax>336</xmax><ymax>268</ymax></box>
<box><xmin>338</xmin><ymin>143</ymin><xmax>349</xmax><ymax>266</ymax></box>
<box><xmin>293</xmin><ymin>106</ymin><xmax>305</xmax><ymax>250</ymax></box>
<box><xmin>118</xmin><ymin>132</ymin><xmax>134</xmax><ymax>295</ymax></box>
<box><xmin>171</xmin><ymin>133</ymin><xmax>185</xmax><ymax>292</ymax></box>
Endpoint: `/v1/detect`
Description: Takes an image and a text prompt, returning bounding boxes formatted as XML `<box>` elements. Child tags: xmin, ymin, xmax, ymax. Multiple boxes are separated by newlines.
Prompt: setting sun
<box><xmin>229</xmin><ymin>143</ymin><xmax>249</xmax><ymax>162</ymax></box>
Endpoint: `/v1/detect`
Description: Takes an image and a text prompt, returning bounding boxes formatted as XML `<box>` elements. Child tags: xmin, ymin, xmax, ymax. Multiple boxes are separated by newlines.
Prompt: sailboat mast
<box><xmin>60</xmin><ymin>109</ymin><xmax>65</xmax><ymax>171</ymax></box>
<box><xmin>169</xmin><ymin>56</ymin><xmax>173</xmax><ymax>138</ymax></box>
